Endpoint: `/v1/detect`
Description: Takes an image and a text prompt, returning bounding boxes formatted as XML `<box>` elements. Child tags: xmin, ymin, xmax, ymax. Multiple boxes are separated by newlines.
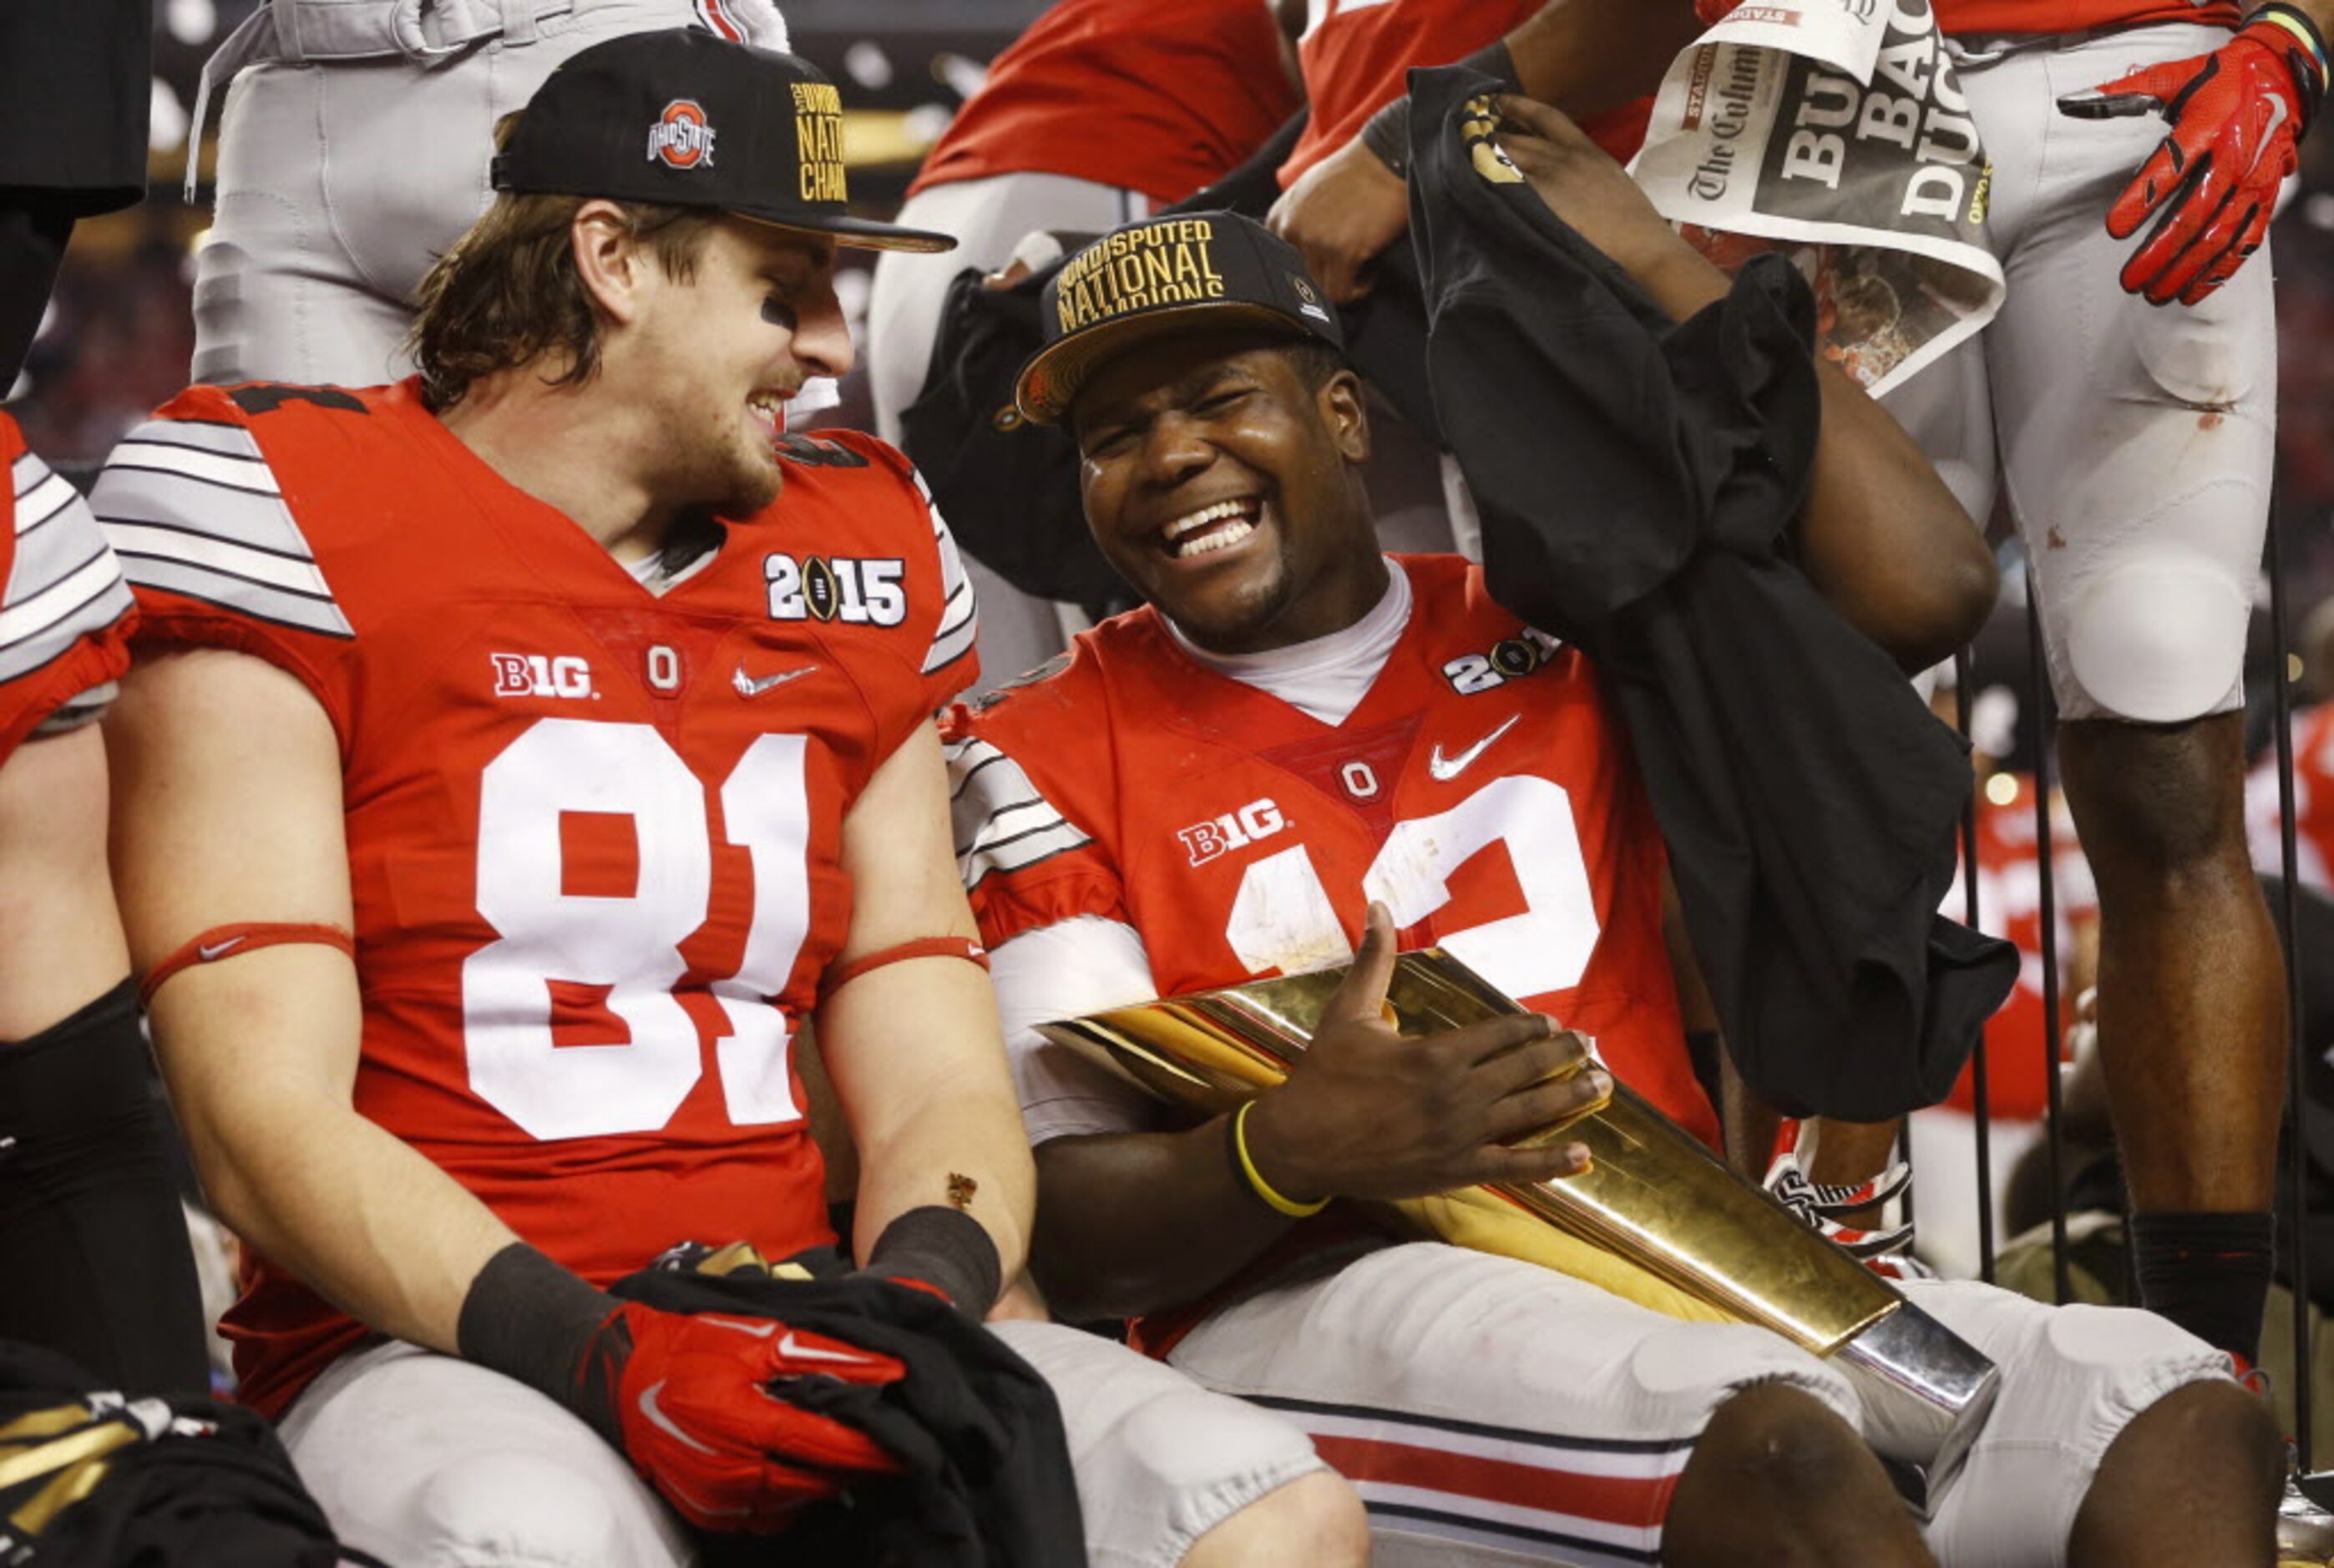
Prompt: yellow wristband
<box><xmin>1233</xmin><ymin>1101</ymin><xmax>1331</xmax><ymax>1218</ymax></box>
<box><xmin>2260</xmin><ymin>8</ymin><xmax>2331</xmax><ymax>90</ymax></box>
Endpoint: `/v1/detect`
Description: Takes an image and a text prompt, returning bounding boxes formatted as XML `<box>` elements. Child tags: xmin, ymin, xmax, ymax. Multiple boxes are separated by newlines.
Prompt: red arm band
<box><xmin>817</xmin><ymin>936</ymin><xmax>989</xmax><ymax>1003</ymax></box>
<box><xmin>139</xmin><ymin>922</ymin><xmax>356</xmax><ymax>1007</ymax></box>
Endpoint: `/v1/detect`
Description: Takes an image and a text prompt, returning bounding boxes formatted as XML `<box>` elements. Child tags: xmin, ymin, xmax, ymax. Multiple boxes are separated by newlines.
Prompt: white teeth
<box><xmin>1162</xmin><ymin>498</ymin><xmax>1255</xmax><ymax>544</ymax></box>
<box><xmin>1177</xmin><ymin>519</ymin><xmax>1253</xmax><ymax>557</ymax></box>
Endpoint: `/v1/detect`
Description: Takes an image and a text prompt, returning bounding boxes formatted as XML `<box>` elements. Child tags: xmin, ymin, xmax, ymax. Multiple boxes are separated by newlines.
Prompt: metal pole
<box><xmin>1954</xmin><ymin>647</ymin><xmax>1996</xmax><ymax>1284</ymax></box>
<box><xmin>2268</xmin><ymin>513</ymin><xmax>2313</xmax><ymax>1470</ymax></box>
<box><xmin>2024</xmin><ymin>576</ymin><xmax>2070</xmax><ymax>1304</ymax></box>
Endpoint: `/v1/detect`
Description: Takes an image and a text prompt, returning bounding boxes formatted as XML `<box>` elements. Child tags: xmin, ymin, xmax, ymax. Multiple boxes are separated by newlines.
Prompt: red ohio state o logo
<box><xmin>646</xmin><ymin>99</ymin><xmax>716</xmax><ymax>169</ymax></box>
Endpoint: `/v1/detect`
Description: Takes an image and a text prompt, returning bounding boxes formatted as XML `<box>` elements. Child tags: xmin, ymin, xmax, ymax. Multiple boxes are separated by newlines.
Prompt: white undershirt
<box><xmin>1163</xmin><ymin>559</ymin><xmax>1412</xmax><ymax>727</ymax></box>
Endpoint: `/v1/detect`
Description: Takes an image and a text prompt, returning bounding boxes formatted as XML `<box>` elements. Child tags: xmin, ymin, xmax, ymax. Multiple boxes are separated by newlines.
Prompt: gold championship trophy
<box><xmin>1038</xmin><ymin>949</ymin><xmax>2000</xmax><ymax>1510</ymax></box>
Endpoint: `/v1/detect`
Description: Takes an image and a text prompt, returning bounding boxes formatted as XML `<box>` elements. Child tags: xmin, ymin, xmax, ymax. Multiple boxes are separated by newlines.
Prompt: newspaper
<box><xmin>1628</xmin><ymin>0</ymin><xmax>2003</xmax><ymax>396</ymax></box>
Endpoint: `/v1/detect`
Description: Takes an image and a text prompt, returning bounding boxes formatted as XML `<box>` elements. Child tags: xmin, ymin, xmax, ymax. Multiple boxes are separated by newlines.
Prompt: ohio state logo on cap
<box><xmin>646</xmin><ymin>99</ymin><xmax>716</xmax><ymax>169</ymax></box>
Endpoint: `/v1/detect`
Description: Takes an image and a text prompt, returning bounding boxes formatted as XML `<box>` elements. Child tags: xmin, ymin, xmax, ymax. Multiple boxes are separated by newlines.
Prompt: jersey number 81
<box><xmin>462</xmin><ymin>719</ymin><xmax>809</xmax><ymax>1141</ymax></box>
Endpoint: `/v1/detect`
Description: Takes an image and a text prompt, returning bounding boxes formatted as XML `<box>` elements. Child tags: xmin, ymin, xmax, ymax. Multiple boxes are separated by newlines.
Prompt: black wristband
<box><xmin>1458</xmin><ymin>38</ymin><xmax>1520</xmax><ymax>85</ymax></box>
<box><xmin>1359</xmin><ymin>94</ymin><xmax>1413</xmax><ymax>177</ymax></box>
<box><xmin>457</xmin><ymin>1242</ymin><xmax>623</xmax><ymax>1438</ymax></box>
<box><xmin>861</xmin><ymin>1206</ymin><xmax>1003</xmax><ymax>1319</ymax></box>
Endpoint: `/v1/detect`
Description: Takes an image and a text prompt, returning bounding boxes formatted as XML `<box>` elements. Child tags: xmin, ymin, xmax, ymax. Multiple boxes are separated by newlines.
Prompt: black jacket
<box><xmin>1405</xmin><ymin>66</ymin><xmax>2016</xmax><ymax>1120</ymax></box>
<box><xmin>0</xmin><ymin>1341</ymin><xmax>369</xmax><ymax>1566</ymax></box>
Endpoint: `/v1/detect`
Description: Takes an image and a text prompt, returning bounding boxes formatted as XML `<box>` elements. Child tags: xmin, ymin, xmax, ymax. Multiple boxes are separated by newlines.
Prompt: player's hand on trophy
<box><xmin>2057</xmin><ymin>3</ymin><xmax>2327</xmax><ymax>305</ymax></box>
<box><xmin>588</xmin><ymin>1302</ymin><xmax>907</xmax><ymax>1532</ymax></box>
<box><xmin>1268</xmin><ymin>134</ymin><xmax>1412</xmax><ymax>304</ymax></box>
<box><xmin>1489</xmin><ymin>94</ymin><xmax>1709</xmax><ymax>293</ymax></box>
<box><xmin>1243</xmin><ymin>903</ymin><xmax>1607</xmax><ymax>1205</ymax></box>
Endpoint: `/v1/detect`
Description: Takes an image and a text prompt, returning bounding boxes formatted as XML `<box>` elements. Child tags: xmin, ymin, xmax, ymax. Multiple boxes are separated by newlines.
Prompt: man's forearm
<box><xmin>1508</xmin><ymin>0</ymin><xmax>1703</xmax><ymax>119</ymax></box>
<box><xmin>823</xmin><ymin>956</ymin><xmax>1037</xmax><ymax>1291</ymax></box>
<box><xmin>177</xmin><ymin>1066</ymin><xmax>519</xmax><ymax>1352</ymax></box>
<box><xmin>849</xmin><ymin>1069</ymin><xmax>1035</xmax><ymax>1293</ymax></box>
<box><xmin>1030</xmin><ymin>1120</ymin><xmax>1296</xmax><ymax>1323</ymax></box>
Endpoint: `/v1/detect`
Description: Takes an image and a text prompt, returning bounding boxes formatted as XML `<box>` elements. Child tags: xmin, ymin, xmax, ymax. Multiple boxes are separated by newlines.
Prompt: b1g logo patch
<box><xmin>492</xmin><ymin>652</ymin><xmax>595</xmax><ymax>700</ymax></box>
<box><xmin>1441</xmin><ymin>629</ymin><xmax>1561</xmax><ymax>695</ymax></box>
<box><xmin>647</xmin><ymin>99</ymin><xmax>716</xmax><ymax>169</ymax></box>
<box><xmin>764</xmin><ymin>553</ymin><xmax>906</xmax><ymax>626</ymax></box>
<box><xmin>1177</xmin><ymin>798</ymin><xmax>1286</xmax><ymax>867</ymax></box>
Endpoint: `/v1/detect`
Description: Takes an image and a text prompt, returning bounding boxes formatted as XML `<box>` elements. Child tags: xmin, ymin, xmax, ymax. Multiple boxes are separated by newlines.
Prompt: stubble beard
<box><xmin>667</xmin><ymin>412</ymin><xmax>784</xmax><ymax>522</ymax></box>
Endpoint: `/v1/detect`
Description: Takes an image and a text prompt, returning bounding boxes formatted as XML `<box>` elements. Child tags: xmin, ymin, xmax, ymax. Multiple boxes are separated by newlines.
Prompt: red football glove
<box><xmin>591</xmin><ymin>1302</ymin><xmax>908</xmax><ymax>1533</ymax></box>
<box><xmin>2058</xmin><ymin>6</ymin><xmax>2328</xmax><ymax>306</ymax></box>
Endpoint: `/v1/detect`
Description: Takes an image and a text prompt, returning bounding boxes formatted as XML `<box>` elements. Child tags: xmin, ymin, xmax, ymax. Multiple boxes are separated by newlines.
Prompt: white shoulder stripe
<box><xmin>923</xmin><ymin>608</ymin><xmax>979</xmax><ymax>675</ymax></box>
<box><xmin>968</xmin><ymin>821</ymin><xmax>1093</xmax><ymax>884</ymax></box>
<box><xmin>0</xmin><ymin>550</ymin><xmax>127</xmax><ymax>659</ymax></box>
<box><xmin>946</xmin><ymin>736</ymin><xmax>1091</xmax><ymax>888</ymax></box>
<box><xmin>94</xmin><ymin>464</ymin><xmax>322</xmax><ymax>562</ymax></box>
<box><xmin>13</xmin><ymin>468</ymin><xmax>79</xmax><ymax>537</ymax></box>
<box><xmin>117</xmin><ymin>554</ymin><xmax>353</xmax><ymax>639</ymax></box>
<box><xmin>105</xmin><ymin>522</ymin><xmax>334</xmax><ymax>599</ymax></box>
<box><xmin>920</xmin><ymin>503</ymin><xmax>978</xmax><ymax>675</ymax></box>
<box><xmin>92</xmin><ymin>418</ymin><xmax>350</xmax><ymax>638</ymax></box>
<box><xmin>104</xmin><ymin>438</ymin><xmax>280</xmax><ymax>495</ymax></box>
<box><xmin>111</xmin><ymin>419</ymin><xmax>263</xmax><ymax>458</ymax></box>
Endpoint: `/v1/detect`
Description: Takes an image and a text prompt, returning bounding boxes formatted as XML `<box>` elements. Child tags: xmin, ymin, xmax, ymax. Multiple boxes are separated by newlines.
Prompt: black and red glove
<box><xmin>459</xmin><ymin>1245</ymin><xmax>907</xmax><ymax>1534</ymax></box>
<box><xmin>585</xmin><ymin>1301</ymin><xmax>906</xmax><ymax>1530</ymax></box>
<box><xmin>2058</xmin><ymin>3</ymin><xmax>2329</xmax><ymax>306</ymax></box>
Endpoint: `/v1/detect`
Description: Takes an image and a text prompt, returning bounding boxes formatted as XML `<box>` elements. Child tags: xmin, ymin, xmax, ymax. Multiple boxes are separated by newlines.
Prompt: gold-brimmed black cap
<box><xmin>1015</xmin><ymin>211</ymin><xmax>1343</xmax><ymax>424</ymax></box>
<box><xmin>492</xmin><ymin>28</ymin><xmax>954</xmax><ymax>254</ymax></box>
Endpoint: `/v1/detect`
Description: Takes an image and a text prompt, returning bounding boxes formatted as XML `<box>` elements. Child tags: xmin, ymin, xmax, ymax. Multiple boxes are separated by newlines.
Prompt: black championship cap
<box><xmin>1015</xmin><ymin>210</ymin><xmax>1344</xmax><ymax>424</ymax></box>
<box><xmin>491</xmin><ymin>28</ymin><xmax>953</xmax><ymax>254</ymax></box>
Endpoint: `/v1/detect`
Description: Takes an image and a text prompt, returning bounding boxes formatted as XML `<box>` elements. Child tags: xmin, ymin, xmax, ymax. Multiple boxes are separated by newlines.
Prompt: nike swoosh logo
<box><xmin>695</xmin><ymin>1313</ymin><xmax>878</xmax><ymax>1368</ymax></box>
<box><xmin>1428</xmin><ymin>714</ymin><xmax>1520</xmax><ymax>782</ymax></box>
<box><xmin>697</xmin><ymin>1315</ymin><xmax>776</xmax><ymax>1338</ymax></box>
<box><xmin>733</xmin><ymin>662</ymin><xmax>817</xmax><ymax>698</ymax></box>
<box><xmin>777</xmin><ymin>1331</ymin><xmax>882</xmax><ymax>1367</ymax></box>
<box><xmin>636</xmin><ymin>1381</ymin><xmax>721</xmax><ymax>1456</ymax></box>
<box><xmin>198</xmin><ymin>937</ymin><xmax>246</xmax><ymax>961</ymax></box>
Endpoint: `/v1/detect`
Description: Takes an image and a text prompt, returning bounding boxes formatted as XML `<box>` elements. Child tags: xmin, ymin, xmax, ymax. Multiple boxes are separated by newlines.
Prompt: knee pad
<box><xmin>416</xmin><ymin>1450</ymin><xmax>624</xmax><ymax>1565</ymax></box>
<box><xmin>2031</xmin><ymin>1302</ymin><xmax>2233</xmax><ymax>1449</ymax></box>
<box><xmin>2063</xmin><ymin>555</ymin><xmax>2250</xmax><ymax>725</ymax></box>
<box><xmin>1628</xmin><ymin>1323</ymin><xmax>1863</xmax><ymax>1433</ymax></box>
<box><xmin>1113</xmin><ymin>1382</ymin><xmax>1320</xmax><ymax>1495</ymax></box>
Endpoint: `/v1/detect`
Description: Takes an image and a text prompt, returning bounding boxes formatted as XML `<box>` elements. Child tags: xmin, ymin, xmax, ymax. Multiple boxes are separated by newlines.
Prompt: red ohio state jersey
<box><xmin>91</xmin><ymin>380</ymin><xmax>978</xmax><ymax>1417</ymax></box>
<box><xmin>1282</xmin><ymin>0</ymin><xmax>1653</xmax><ymax>186</ymax></box>
<box><xmin>945</xmin><ymin>554</ymin><xmax>1719</xmax><ymax>1150</ymax></box>
<box><xmin>909</xmin><ymin>0</ymin><xmax>1300</xmax><ymax>205</ymax></box>
<box><xmin>1</xmin><ymin>411</ymin><xmax>135</xmax><ymax>761</ymax></box>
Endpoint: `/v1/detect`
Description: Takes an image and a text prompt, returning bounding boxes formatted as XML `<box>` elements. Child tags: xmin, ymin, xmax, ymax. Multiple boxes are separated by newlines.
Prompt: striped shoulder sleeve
<box><xmin>91</xmin><ymin>414</ymin><xmax>353</xmax><ymax>642</ymax></box>
<box><xmin>943</xmin><ymin>720</ymin><xmax>1131</xmax><ymax>948</ymax></box>
<box><xmin>913</xmin><ymin>466</ymin><xmax>978</xmax><ymax>687</ymax></box>
<box><xmin>0</xmin><ymin>440</ymin><xmax>136</xmax><ymax>756</ymax></box>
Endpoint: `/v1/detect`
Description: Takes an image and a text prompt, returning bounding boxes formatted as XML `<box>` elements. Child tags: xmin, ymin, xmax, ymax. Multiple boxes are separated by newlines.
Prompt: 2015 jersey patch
<box><xmin>763</xmin><ymin>553</ymin><xmax>907</xmax><ymax>626</ymax></box>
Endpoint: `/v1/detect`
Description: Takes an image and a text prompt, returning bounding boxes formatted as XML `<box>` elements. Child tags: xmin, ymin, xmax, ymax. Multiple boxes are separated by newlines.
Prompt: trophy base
<box><xmin>1836</xmin><ymin>1299</ymin><xmax>2001</xmax><ymax>1515</ymax></box>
